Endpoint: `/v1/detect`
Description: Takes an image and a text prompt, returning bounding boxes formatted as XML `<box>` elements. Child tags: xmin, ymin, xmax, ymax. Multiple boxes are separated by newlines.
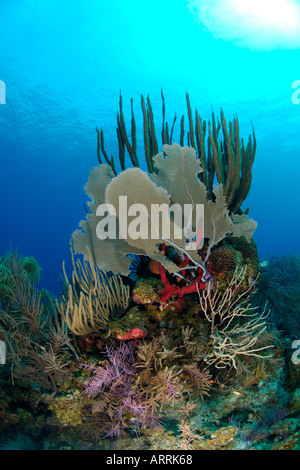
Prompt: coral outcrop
<box><xmin>1</xmin><ymin>92</ymin><xmax>298</xmax><ymax>451</ymax></box>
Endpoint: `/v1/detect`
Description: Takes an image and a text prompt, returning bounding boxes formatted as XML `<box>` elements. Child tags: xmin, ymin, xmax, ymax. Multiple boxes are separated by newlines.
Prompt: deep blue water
<box><xmin>0</xmin><ymin>0</ymin><xmax>300</xmax><ymax>295</ymax></box>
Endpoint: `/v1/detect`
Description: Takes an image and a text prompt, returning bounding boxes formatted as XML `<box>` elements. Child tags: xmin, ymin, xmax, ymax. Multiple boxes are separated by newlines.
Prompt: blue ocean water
<box><xmin>0</xmin><ymin>0</ymin><xmax>300</xmax><ymax>296</ymax></box>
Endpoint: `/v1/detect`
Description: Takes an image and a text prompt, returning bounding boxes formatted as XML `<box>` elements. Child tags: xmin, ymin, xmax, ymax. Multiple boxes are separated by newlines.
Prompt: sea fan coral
<box><xmin>72</xmin><ymin>143</ymin><xmax>257</xmax><ymax>281</ymax></box>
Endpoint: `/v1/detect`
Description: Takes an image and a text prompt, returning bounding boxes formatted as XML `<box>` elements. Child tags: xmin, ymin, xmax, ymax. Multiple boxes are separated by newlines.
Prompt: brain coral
<box><xmin>206</xmin><ymin>236</ymin><xmax>259</xmax><ymax>289</ymax></box>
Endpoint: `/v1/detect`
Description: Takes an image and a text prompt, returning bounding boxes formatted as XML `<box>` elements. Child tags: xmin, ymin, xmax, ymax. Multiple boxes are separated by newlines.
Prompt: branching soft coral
<box><xmin>198</xmin><ymin>267</ymin><xmax>274</xmax><ymax>369</ymax></box>
<box><xmin>57</xmin><ymin>249</ymin><xmax>130</xmax><ymax>336</ymax></box>
<box><xmin>81</xmin><ymin>333</ymin><xmax>213</xmax><ymax>438</ymax></box>
<box><xmin>82</xmin><ymin>342</ymin><xmax>158</xmax><ymax>437</ymax></box>
<box><xmin>0</xmin><ymin>250</ymin><xmax>73</xmax><ymax>393</ymax></box>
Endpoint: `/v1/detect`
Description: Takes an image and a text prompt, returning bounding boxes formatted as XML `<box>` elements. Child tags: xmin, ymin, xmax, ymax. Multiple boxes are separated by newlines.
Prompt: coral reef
<box><xmin>0</xmin><ymin>246</ymin><xmax>298</xmax><ymax>450</ymax></box>
<box><xmin>0</xmin><ymin>93</ymin><xmax>299</xmax><ymax>451</ymax></box>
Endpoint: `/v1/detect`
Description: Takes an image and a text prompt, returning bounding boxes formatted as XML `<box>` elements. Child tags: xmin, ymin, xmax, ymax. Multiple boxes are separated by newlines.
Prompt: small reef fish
<box><xmin>259</xmin><ymin>260</ymin><xmax>268</xmax><ymax>268</ymax></box>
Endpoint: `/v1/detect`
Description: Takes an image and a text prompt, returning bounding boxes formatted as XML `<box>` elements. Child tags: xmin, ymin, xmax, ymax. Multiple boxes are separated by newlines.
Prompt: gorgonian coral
<box><xmin>72</xmin><ymin>144</ymin><xmax>256</xmax><ymax>281</ymax></box>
